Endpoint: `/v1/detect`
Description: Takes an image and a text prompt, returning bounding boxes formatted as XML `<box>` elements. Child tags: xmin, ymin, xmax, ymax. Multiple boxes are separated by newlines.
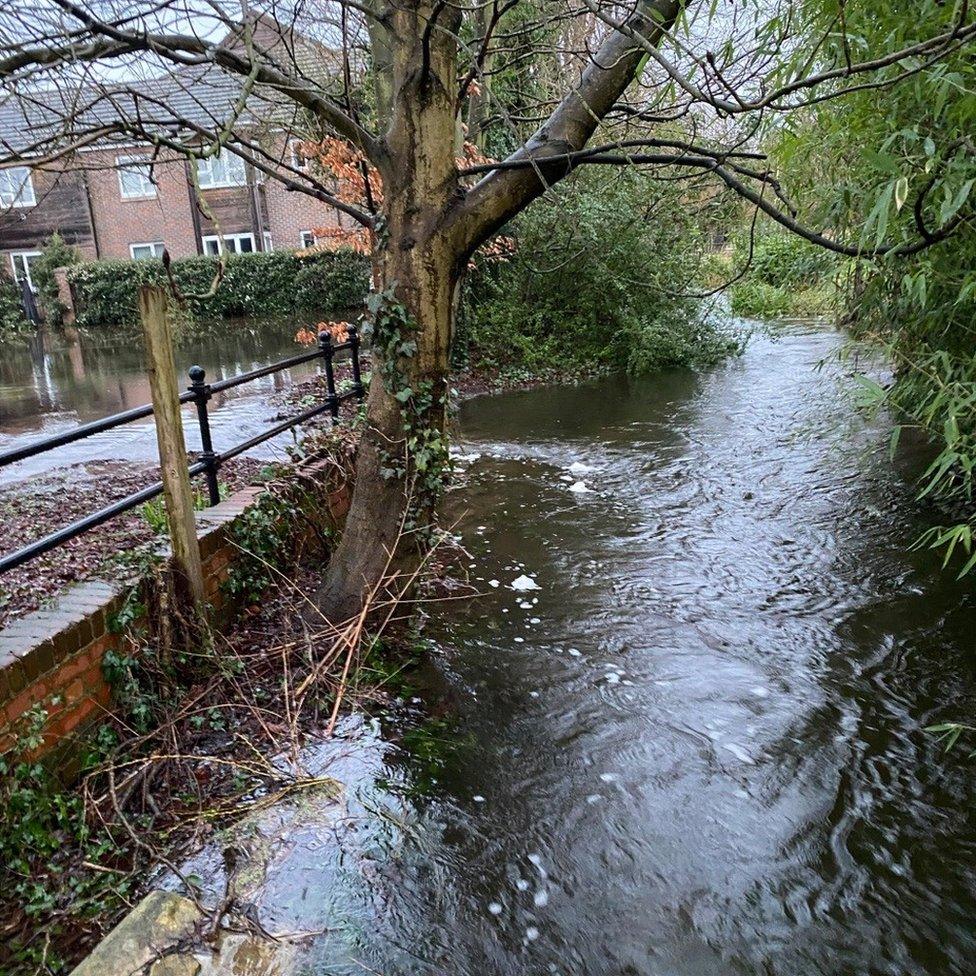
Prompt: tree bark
<box><xmin>315</xmin><ymin>0</ymin><xmax>464</xmax><ymax>621</ymax></box>
<box><xmin>316</xmin><ymin>0</ymin><xmax>687</xmax><ymax>622</ymax></box>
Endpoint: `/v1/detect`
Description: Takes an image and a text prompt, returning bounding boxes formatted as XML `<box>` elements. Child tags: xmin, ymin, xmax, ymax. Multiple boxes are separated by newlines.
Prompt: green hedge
<box><xmin>66</xmin><ymin>249</ymin><xmax>370</xmax><ymax>328</ymax></box>
<box><xmin>0</xmin><ymin>276</ymin><xmax>30</xmax><ymax>337</ymax></box>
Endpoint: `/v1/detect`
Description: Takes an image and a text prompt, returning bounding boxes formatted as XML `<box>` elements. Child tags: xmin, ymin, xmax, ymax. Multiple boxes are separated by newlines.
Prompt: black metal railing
<box><xmin>0</xmin><ymin>327</ymin><xmax>366</xmax><ymax>575</ymax></box>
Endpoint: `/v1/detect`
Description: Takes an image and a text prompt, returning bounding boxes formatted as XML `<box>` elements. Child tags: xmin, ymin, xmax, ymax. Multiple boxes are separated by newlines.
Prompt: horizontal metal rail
<box><xmin>0</xmin><ymin>394</ymin><xmax>195</xmax><ymax>469</ymax></box>
<box><xmin>0</xmin><ymin>326</ymin><xmax>366</xmax><ymax>577</ymax></box>
<box><xmin>0</xmin><ymin>461</ymin><xmax>208</xmax><ymax>575</ymax></box>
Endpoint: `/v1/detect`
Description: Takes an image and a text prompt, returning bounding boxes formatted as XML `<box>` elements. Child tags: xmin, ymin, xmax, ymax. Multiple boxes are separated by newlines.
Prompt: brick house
<box><xmin>0</xmin><ymin>23</ymin><xmax>347</xmax><ymax>292</ymax></box>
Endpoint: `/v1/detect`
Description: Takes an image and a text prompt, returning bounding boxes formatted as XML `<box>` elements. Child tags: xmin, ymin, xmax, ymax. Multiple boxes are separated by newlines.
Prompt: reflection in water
<box><xmin>0</xmin><ymin>320</ymin><xmax>330</xmax><ymax>484</ymax></box>
<box><xmin>178</xmin><ymin>323</ymin><xmax>976</xmax><ymax>975</ymax></box>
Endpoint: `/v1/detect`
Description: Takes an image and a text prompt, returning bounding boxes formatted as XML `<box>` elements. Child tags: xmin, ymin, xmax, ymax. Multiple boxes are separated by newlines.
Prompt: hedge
<box><xmin>0</xmin><ymin>276</ymin><xmax>29</xmax><ymax>337</ymax></box>
<box><xmin>66</xmin><ymin>249</ymin><xmax>370</xmax><ymax>328</ymax></box>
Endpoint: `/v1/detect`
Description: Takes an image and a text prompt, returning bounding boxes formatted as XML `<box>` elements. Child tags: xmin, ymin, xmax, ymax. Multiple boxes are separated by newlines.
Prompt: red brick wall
<box><xmin>85</xmin><ymin>149</ymin><xmax>200</xmax><ymax>260</ymax></box>
<box><xmin>262</xmin><ymin>176</ymin><xmax>343</xmax><ymax>251</ymax></box>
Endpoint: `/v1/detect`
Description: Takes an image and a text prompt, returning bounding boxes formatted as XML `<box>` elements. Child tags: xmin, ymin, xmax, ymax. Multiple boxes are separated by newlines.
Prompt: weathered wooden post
<box><xmin>139</xmin><ymin>285</ymin><xmax>205</xmax><ymax>609</ymax></box>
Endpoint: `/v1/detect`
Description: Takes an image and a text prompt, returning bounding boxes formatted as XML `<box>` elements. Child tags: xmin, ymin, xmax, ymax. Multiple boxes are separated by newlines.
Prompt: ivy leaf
<box><xmin>394</xmin><ymin>388</ymin><xmax>413</xmax><ymax>403</ymax></box>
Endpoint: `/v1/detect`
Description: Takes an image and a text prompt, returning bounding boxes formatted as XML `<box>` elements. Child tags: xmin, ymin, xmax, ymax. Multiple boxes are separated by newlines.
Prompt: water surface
<box><xmin>182</xmin><ymin>322</ymin><xmax>976</xmax><ymax>975</ymax></box>
<box><xmin>0</xmin><ymin>319</ymin><xmax>327</xmax><ymax>484</ymax></box>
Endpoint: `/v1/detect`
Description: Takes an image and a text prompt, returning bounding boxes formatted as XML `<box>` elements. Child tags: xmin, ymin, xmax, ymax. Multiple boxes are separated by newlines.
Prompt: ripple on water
<box><xmin>173</xmin><ymin>326</ymin><xmax>976</xmax><ymax>976</ymax></box>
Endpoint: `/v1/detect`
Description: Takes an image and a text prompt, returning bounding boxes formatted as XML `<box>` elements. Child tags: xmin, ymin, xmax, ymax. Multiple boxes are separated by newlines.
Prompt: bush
<box><xmin>33</xmin><ymin>232</ymin><xmax>81</xmax><ymax>325</ymax></box>
<box><xmin>456</xmin><ymin>168</ymin><xmax>741</xmax><ymax>376</ymax></box>
<box><xmin>727</xmin><ymin>231</ymin><xmax>841</xmax><ymax>318</ymax></box>
<box><xmin>293</xmin><ymin>253</ymin><xmax>371</xmax><ymax>312</ymax></box>
<box><xmin>67</xmin><ymin>248</ymin><xmax>370</xmax><ymax>328</ymax></box>
<box><xmin>729</xmin><ymin>279</ymin><xmax>837</xmax><ymax>319</ymax></box>
<box><xmin>0</xmin><ymin>275</ymin><xmax>29</xmax><ymax>338</ymax></box>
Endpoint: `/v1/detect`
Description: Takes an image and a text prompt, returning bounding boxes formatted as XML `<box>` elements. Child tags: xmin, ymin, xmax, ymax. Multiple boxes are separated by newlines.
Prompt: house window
<box><xmin>10</xmin><ymin>251</ymin><xmax>41</xmax><ymax>290</ymax></box>
<box><xmin>263</xmin><ymin>231</ymin><xmax>273</xmax><ymax>252</ymax></box>
<box><xmin>289</xmin><ymin>139</ymin><xmax>311</xmax><ymax>172</ymax></box>
<box><xmin>0</xmin><ymin>167</ymin><xmax>36</xmax><ymax>208</ymax></box>
<box><xmin>197</xmin><ymin>150</ymin><xmax>247</xmax><ymax>189</ymax></box>
<box><xmin>117</xmin><ymin>155</ymin><xmax>156</xmax><ymax>198</ymax></box>
<box><xmin>299</xmin><ymin>231</ymin><xmax>315</xmax><ymax>248</ymax></box>
<box><xmin>130</xmin><ymin>242</ymin><xmax>165</xmax><ymax>260</ymax></box>
<box><xmin>201</xmin><ymin>233</ymin><xmax>256</xmax><ymax>255</ymax></box>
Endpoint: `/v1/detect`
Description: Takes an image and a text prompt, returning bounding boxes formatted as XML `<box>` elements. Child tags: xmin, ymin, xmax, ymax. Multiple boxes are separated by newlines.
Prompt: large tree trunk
<box><xmin>315</xmin><ymin>0</ymin><xmax>684</xmax><ymax>622</ymax></box>
<box><xmin>315</xmin><ymin>1</ymin><xmax>463</xmax><ymax>622</ymax></box>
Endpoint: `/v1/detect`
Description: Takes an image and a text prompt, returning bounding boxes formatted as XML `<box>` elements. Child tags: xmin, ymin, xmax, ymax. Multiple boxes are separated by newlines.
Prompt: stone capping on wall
<box><xmin>0</xmin><ymin>463</ymin><xmax>349</xmax><ymax>760</ymax></box>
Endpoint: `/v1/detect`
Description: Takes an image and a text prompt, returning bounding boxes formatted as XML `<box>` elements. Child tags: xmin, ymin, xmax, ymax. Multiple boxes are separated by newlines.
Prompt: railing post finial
<box><xmin>188</xmin><ymin>364</ymin><xmax>221</xmax><ymax>506</ymax></box>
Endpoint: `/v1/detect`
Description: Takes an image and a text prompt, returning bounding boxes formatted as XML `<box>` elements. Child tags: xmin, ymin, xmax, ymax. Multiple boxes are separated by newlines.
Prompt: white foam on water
<box><xmin>511</xmin><ymin>575</ymin><xmax>541</xmax><ymax>591</ymax></box>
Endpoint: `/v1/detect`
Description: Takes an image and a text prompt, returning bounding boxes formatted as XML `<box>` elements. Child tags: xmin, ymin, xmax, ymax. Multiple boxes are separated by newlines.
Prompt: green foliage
<box><xmin>224</xmin><ymin>491</ymin><xmax>301</xmax><ymax>603</ymax></box>
<box><xmin>927</xmin><ymin>722</ymin><xmax>976</xmax><ymax>755</ymax></box>
<box><xmin>726</xmin><ymin>231</ymin><xmax>841</xmax><ymax>319</ymax></box>
<box><xmin>292</xmin><ymin>253</ymin><xmax>370</xmax><ymax>312</ymax></box>
<box><xmin>66</xmin><ymin>248</ymin><xmax>370</xmax><ymax>328</ymax></box>
<box><xmin>140</xmin><ymin>487</ymin><xmax>226</xmax><ymax>534</ymax></box>
<box><xmin>370</xmin><ymin>284</ymin><xmax>451</xmax><ymax>526</ymax></box>
<box><xmin>0</xmin><ymin>273</ymin><xmax>29</xmax><ymax>338</ymax></box>
<box><xmin>755</xmin><ymin>0</ymin><xmax>976</xmax><ymax>573</ymax></box>
<box><xmin>102</xmin><ymin>649</ymin><xmax>158</xmax><ymax>733</ymax></box>
<box><xmin>457</xmin><ymin>168</ymin><xmax>742</xmax><ymax>377</ymax></box>
<box><xmin>33</xmin><ymin>232</ymin><xmax>81</xmax><ymax>325</ymax></box>
<box><xmin>0</xmin><ymin>706</ymin><xmax>131</xmax><ymax>973</ymax></box>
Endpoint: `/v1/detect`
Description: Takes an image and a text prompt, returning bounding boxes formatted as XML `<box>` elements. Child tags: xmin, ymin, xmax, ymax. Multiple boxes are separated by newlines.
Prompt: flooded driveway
<box><xmin>182</xmin><ymin>322</ymin><xmax>976</xmax><ymax>975</ymax></box>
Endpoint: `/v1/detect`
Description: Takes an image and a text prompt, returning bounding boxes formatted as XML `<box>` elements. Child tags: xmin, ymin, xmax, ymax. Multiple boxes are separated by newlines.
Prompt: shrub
<box><xmin>727</xmin><ymin>231</ymin><xmax>841</xmax><ymax>318</ymax></box>
<box><xmin>0</xmin><ymin>275</ymin><xmax>29</xmax><ymax>338</ymax></box>
<box><xmin>33</xmin><ymin>232</ymin><xmax>81</xmax><ymax>325</ymax></box>
<box><xmin>67</xmin><ymin>248</ymin><xmax>370</xmax><ymax>328</ymax></box>
<box><xmin>456</xmin><ymin>168</ymin><xmax>742</xmax><ymax>376</ymax></box>
<box><xmin>293</xmin><ymin>253</ymin><xmax>371</xmax><ymax>312</ymax></box>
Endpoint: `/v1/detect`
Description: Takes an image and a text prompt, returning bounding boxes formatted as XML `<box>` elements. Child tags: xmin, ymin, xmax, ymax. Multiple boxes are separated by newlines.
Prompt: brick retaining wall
<box><xmin>0</xmin><ymin>466</ymin><xmax>350</xmax><ymax>764</ymax></box>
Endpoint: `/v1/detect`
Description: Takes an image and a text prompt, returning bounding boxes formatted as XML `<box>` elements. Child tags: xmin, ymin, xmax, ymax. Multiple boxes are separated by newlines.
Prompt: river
<box><xmin>173</xmin><ymin>320</ymin><xmax>976</xmax><ymax>975</ymax></box>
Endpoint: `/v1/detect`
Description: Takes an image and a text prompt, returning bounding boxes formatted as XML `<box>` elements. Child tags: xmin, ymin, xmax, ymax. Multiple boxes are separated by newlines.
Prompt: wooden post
<box><xmin>139</xmin><ymin>285</ymin><xmax>205</xmax><ymax>608</ymax></box>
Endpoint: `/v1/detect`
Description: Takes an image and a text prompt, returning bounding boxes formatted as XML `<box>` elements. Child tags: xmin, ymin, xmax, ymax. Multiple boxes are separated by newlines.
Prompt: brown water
<box><xmin>178</xmin><ymin>322</ymin><xmax>976</xmax><ymax>975</ymax></box>
<box><xmin>0</xmin><ymin>319</ymin><xmax>324</xmax><ymax>484</ymax></box>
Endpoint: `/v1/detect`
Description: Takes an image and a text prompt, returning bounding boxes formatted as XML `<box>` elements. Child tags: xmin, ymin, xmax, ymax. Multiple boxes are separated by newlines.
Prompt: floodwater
<box><xmin>0</xmin><ymin>319</ymin><xmax>327</xmax><ymax>484</ymax></box>
<box><xmin>186</xmin><ymin>322</ymin><xmax>976</xmax><ymax>974</ymax></box>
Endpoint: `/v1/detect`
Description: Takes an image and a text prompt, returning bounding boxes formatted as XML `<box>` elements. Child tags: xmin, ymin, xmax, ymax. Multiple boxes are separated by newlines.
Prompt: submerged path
<box><xmin>182</xmin><ymin>322</ymin><xmax>976</xmax><ymax>975</ymax></box>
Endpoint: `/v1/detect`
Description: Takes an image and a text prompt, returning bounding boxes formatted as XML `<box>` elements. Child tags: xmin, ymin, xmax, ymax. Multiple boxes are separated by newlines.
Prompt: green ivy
<box><xmin>369</xmin><ymin>285</ymin><xmax>451</xmax><ymax>533</ymax></box>
<box><xmin>224</xmin><ymin>490</ymin><xmax>306</xmax><ymax>604</ymax></box>
<box><xmin>0</xmin><ymin>706</ymin><xmax>132</xmax><ymax>974</ymax></box>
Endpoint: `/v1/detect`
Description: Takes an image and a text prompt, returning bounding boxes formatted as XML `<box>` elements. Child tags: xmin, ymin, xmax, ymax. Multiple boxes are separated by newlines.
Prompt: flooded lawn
<box><xmin>174</xmin><ymin>322</ymin><xmax>976</xmax><ymax>975</ymax></box>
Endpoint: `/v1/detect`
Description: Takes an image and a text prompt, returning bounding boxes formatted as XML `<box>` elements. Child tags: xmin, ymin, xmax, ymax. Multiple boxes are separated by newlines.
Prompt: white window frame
<box><xmin>289</xmin><ymin>139</ymin><xmax>311</xmax><ymax>172</ymax></box>
<box><xmin>263</xmin><ymin>231</ymin><xmax>273</xmax><ymax>252</ymax></box>
<box><xmin>130</xmin><ymin>241</ymin><xmax>165</xmax><ymax>260</ymax></box>
<box><xmin>10</xmin><ymin>250</ymin><xmax>42</xmax><ymax>290</ymax></box>
<box><xmin>0</xmin><ymin>167</ymin><xmax>36</xmax><ymax>208</ymax></box>
<box><xmin>116</xmin><ymin>155</ymin><xmax>156</xmax><ymax>199</ymax></box>
<box><xmin>299</xmin><ymin>230</ymin><xmax>316</xmax><ymax>248</ymax></box>
<box><xmin>197</xmin><ymin>150</ymin><xmax>247</xmax><ymax>189</ymax></box>
<box><xmin>201</xmin><ymin>232</ymin><xmax>256</xmax><ymax>256</ymax></box>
